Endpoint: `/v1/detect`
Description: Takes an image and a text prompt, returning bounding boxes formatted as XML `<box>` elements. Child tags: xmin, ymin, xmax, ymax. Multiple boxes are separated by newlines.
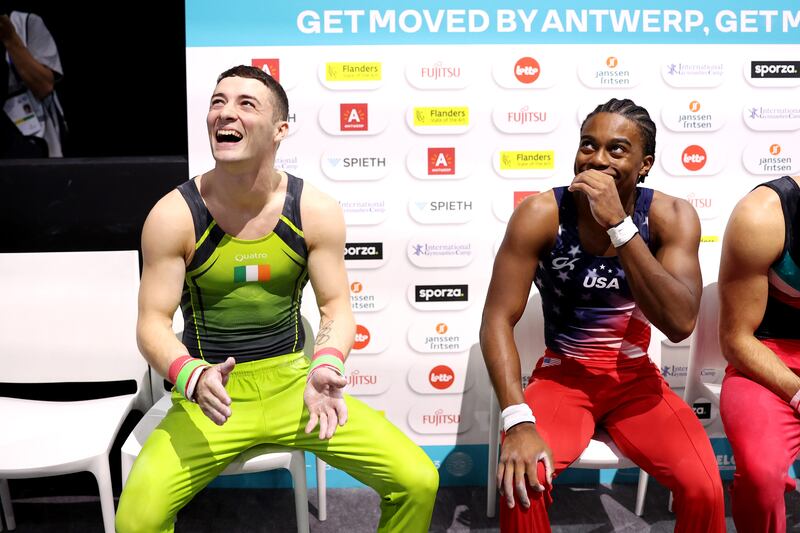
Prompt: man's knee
<box><xmin>116</xmin><ymin>487</ymin><xmax>172</xmax><ymax>533</ymax></box>
<box><xmin>733</xmin><ymin>458</ymin><xmax>789</xmax><ymax>498</ymax></box>
<box><xmin>403</xmin><ymin>457</ymin><xmax>439</xmax><ymax>503</ymax></box>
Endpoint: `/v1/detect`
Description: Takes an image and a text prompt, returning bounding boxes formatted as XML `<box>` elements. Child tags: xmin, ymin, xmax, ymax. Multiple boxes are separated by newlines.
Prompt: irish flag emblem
<box><xmin>233</xmin><ymin>264</ymin><xmax>270</xmax><ymax>283</ymax></box>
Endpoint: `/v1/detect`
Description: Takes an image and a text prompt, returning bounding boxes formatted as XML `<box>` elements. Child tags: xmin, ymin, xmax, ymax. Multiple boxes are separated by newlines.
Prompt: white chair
<box><xmin>486</xmin><ymin>292</ymin><xmax>650</xmax><ymax>518</ymax></box>
<box><xmin>121</xmin><ymin>316</ymin><xmax>327</xmax><ymax>533</ymax></box>
<box><xmin>683</xmin><ymin>282</ymin><xmax>725</xmax><ymax>418</ymax></box>
<box><xmin>0</xmin><ymin>250</ymin><xmax>147</xmax><ymax>533</ymax></box>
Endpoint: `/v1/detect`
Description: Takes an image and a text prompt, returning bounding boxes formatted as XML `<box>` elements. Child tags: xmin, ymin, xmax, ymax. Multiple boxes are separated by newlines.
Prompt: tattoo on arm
<box><xmin>315</xmin><ymin>320</ymin><xmax>333</xmax><ymax>345</ymax></box>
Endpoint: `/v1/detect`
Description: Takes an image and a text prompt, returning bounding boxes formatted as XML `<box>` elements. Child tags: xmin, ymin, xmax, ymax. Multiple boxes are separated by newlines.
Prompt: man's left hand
<box><xmin>0</xmin><ymin>15</ymin><xmax>15</xmax><ymax>43</ymax></box>
<box><xmin>568</xmin><ymin>169</ymin><xmax>627</xmax><ymax>229</ymax></box>
<box><xmin>304</xmin><ymin>367</ymin><xmax>348</xmax><ymax>439</ymax></box>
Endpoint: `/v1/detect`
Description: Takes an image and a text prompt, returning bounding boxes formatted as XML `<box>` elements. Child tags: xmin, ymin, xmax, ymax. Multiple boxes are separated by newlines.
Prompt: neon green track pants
<box><xmin>116</xmin><ymin>352</ymin><xmax>439</xmax><ymax>533</ymax></box>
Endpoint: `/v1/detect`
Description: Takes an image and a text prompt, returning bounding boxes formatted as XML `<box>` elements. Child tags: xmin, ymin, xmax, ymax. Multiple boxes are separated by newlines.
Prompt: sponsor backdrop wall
<box><xmin>186</xmin><ymin>0</ymin><xmax>800</xmax><ymax>488</ymax></box>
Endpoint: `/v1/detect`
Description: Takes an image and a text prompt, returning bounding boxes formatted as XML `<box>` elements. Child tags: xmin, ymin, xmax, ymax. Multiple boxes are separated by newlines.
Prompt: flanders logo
<box><xmin>414</xmin><ymin>107</ymin><xmax>469</xmax><ymax>127</ymax></box>
<box><xmin>340</xmin><ymin>103</ymin><xmax>368</xmax><ymax>131</ymax></box>
<box><xmin>251</xmin><ymin>59</ymin><xmax>279</xmax><ymax>81</ymax></box>
<box><xmin>500</xmin><ymin>150</ymin><xmax>554</xmax><ymax>170</ymax></box>
<box><xmin>700</xmin><ymin>236</ymin><xmax>719</xmax><ymax>243</ymax></box>
<box><xmin>233</xmin><ymin>264</ymin><xmax>270</xmax><ymax>283</ymax></box>
<box><xmin>326</xmin><ymin>62</ymin><xmax>382</xmax><ymax>82</ymax></box>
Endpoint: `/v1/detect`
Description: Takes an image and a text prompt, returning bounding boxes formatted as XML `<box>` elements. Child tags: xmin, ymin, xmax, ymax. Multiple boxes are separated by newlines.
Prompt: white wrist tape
<box><xmin>607</xmin><ymin>216</ymin><xmax>639</xmax><ymax>248</ymax></box>
<box><xmin>185</xmin><ymin>365</ymin><xmax>208</xmax><ymax>402</ymax></box>
<box><xmin>501</xmin><ymin>403</ymin><xmax>536</xmax><ymax>432</ymax></box>
<box><xmin>790</xmin><ymin>389</ymin><xmax>800</xmax><ymax>411</ymax></box>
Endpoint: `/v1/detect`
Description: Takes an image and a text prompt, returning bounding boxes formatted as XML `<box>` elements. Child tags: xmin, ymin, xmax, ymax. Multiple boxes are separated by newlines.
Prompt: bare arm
<box><xmin>719</xmin><ymin>187</ymin><xmax>800</xmax><ymax>401</ymax></box>
<box><xmin>301</xmin><ymin>184</ymin><xmax>354</xmax><ymax>439</ymax></box>
<box><xmin>618</xmin><ymin>194</ymin><xmax>703</xmax><ymax>342</ymax></box>
<box><xmin>0</xmin><ymin>15</ymin><xmax>55</xmax><ymax>100</ymax></box>
<box><xmin>480</xmin><ymin>191</ymin><xmax>558</xmax><ymax>508</ymax></box>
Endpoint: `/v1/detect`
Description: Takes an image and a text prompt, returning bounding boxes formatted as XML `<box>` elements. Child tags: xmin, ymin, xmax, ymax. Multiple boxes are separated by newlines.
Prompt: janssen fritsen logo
<box><xmin>428</xmin><ymin>148</ymin><xmax>455</xmax><ymax>175</ymax></box>
<box><xmin>344</xmin><ymin>242</ymin><xmax>383</xmax><ymax>260</ymax></box>
<box><xmin>353</xmin><ymin>324</ymin><xmax>371</xmax><ymax>350</ymax></box>
<box><xmin>429</xmin><ymin>365</ymin><xmax>455</xmax><ymax>390</ymax></box>
<box><xmin>771</xmin><ymin>144</ymin><xmax>781</xmax><ymax>155</ymax></box>
<box><xmin>750</xmin><ymin>61</ymin><xmax>800</xmax><ymax>79</ymax></box>
<box><xmin>349</xmin><ymin>280</ymin><xmax>383</xmax><ymax>312</ymax></box>
<box><xmin>682</xmin><ymin>145</ymin><xmax>707</xmax><ymax>171</ymax></box>
<box><xmin>415</xmin><ymin>284</ymin><xmax>468</xmax><ymax>303</ymax></box>
<box><xmin>689</xmin><ymin>100</ymin><xmax>701</xmax><ymax>112</ymax></box>
<box><xmin>606</xmin><ymin>56</ymin><xmax>618</xmax><ymax>68</ymax></box>
<box><xmin>759</xmin><ymin>144</ymin><xmax>794</xmax><ymax>173</ymax></box>
<box><xmin>340</xmin><ymin>103</ymin><xmax>368</xmax><ymax>131</ymax></box>
<box><xmin>427</xmin><ymin>323</ymin><xmax>462</xmax><ymax>351</ymax></box>
<box><xmin>514</xmin><ymin>57</ymin><xmax>540</xmax><ymax>84</ymax></box>
<box><xmin>251</xmin><ymin>58</ymin><xmax>279</xmax><ymax>81</ymax></box>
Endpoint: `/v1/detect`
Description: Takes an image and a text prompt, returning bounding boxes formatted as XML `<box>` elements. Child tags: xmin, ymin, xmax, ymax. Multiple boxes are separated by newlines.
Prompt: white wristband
<box><xmin>790</xmin><ymin>389</ymin><xmax>800</xmax><ymax>411</ymax></box>
<box><xmin>607</xmin><ymin>216</ymin><xmax>639</xmax><ymax>248</ymax></box>
<box><xmin>501</xmin><ymin>403</ymin><xmax>536</xmax><ymax>432</ymax></box>
<box><xmin>185</xmin><ymin>365</ymin><xmax>208</xmax><ymax>402</ymax></box>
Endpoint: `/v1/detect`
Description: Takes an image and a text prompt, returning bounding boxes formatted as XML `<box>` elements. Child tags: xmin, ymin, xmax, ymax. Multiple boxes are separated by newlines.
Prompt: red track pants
<box><xmin>500</xmin><ymin>352</ymin><xmax>725</xmax><ymax>533</ymax></box>
<box><xmin>720</xmin><ymin>338</ymin><xmax>800</xmax><ymax>533</ymax></box>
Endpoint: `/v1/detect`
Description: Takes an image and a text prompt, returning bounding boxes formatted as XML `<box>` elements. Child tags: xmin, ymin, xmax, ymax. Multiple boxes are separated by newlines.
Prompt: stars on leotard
<box><xmin>616</xmin><ymin>268</ymin><xmax>626</xmax><ymax>278</ymax></box>
<box><xmin>581</xmin><ymin>293</ymin><xmax>592</xmax><ymax>301</ymax></box>
<box><xmin>567</xmin><ymin>245</ymin><xmax>581</xmax><ymax>257</ymax></box>
<box><xmin>534</xmin><ymin>276</ymin><xmax>544</xmax><ymax>289</ymax></box>
<box><xmin>557</xmin><ymin>271</ymin><xmax>570</xmax><ymax>282</ymax></box>
<box><xmin>575</xmin><ymin>309</ymin><xmax>585</xmax><ymax>319</ymax></box>
<box><xmin>552</xmin><ymin>305</ymin><xmax>561</xmax><ymax>315</ymax></box>
<box><xmin>554</xmin><ymin>287</ymin><xmax>563</xmax><ymax>297</ymax></box>
<box><xmin>587</xmin><ymin>268</ymin><xmax>598</xmax><ymax>278</ymax></box>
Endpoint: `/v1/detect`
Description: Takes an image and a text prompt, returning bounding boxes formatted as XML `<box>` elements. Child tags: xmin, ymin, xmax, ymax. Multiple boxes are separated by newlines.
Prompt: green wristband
<box><xmin>176</xmin><ymin>359</ymin><xmax>210</xmax><ymax>399</ymax></box>
<box><xmin>309</xmin><ymin>354</ymin><xmax>345</xmax><ymax>376</ymax></box>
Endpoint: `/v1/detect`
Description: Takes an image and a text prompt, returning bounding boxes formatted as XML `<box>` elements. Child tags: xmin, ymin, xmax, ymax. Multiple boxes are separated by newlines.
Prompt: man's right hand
<box><xmin>193</xmin><ymin>357</ymin><xmax>235</xmax><ymax>425</ymax></box>
<box><xmin>498</xmin><ymin>423</ymin><xmax>554</xmax><ymax>509</ymax></box>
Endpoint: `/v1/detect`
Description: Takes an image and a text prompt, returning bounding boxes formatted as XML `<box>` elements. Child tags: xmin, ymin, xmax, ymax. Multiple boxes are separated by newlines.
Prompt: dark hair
<box><xmin>581</xmin><ymin>98</ymin><xmax>656</xmax><ymax>182</ymax></box>
<box><xmin>216</xmin><ymin>65</ymin><xmax>289</xmax><ymax>122</ymax></box>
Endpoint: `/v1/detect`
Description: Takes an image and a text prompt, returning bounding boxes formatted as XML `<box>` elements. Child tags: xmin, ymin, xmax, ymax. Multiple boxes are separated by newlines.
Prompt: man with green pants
<box><xmin>115</xmin><ymin>65</ymin><xmax>439</xmax><ymax>532</ymax></box>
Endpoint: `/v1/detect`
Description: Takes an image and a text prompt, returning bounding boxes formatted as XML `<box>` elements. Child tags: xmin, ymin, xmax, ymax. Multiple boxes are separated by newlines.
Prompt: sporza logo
<box><xmin>751</xmin><ymin>61</ymin><xmax>800</xmax><ymax>78</ymax></box>
<box><xmin>415</xmin><ymin>285</ymin><xmax>468</xmax><ymax>302</ymax></box>
<box><xmin>344</xmin><ymin>243</ymin><xmax>383</xmax><ymax>260</ymax></box>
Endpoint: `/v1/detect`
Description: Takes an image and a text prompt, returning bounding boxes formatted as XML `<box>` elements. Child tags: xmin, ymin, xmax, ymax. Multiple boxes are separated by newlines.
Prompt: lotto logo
<box><xmin>682</xmin><ymin>145</ymin><xmax>707</xmax><ymax>171</ymax></box>
<box><xmin>606</xmin><ymin>56</ymin><xmax>619</xmax><ymax>68</ymax></box>
<box><xmin>514</xmin><ymin>57</ymin><xmax>541</xmax><ymax>84</ymax></box>
<box><xmin>436</xmin><ymin>323</ymin><xmax>448</xmax><ymax>334</ymax></box>
<box><xmin>353</xmin><ymin>324</ymin><xmax>371</xmax><ymax>350</ymax></box>
<box><xmin>252</xmin><ymin>59</ymin><xmax>279</xmax><ymax>81</ymax></box>
<box><xmin>514</xmin><ymin>191</ymin><xmax>539</xmax><ymax>209</ymax></box>
<box><xmin>340</xmin><ymin>103</ymin><xmax>368</xmax><ymax>131</ymax></box>
<box><xmin>429</xmin><ymin>365</ymin><xmax>455</xmax><ymax>390</ymax></box>
<box><xmin>689</xmin><ymin>100</ymin><xmax>701</xmax><ymax>112</ymax></box>
<box><xmin>350</xmin><ymin>281</ymin><xmax>363</xmax><ymax>293</ymax></box>
<box><xmin>770</xmin><ymin>144</ymin><xmax>782</xmax><ymax>155</ymax></box>
<box><xmin>428</xmin><ymin>147</ymin><xmax>455</xmax><ymax>175</ymax></box>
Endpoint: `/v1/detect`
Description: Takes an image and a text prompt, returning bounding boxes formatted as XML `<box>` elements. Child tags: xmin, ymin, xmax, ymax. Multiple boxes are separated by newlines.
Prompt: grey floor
<box><xmin>7</xmin><ymin>475</ymin><xmax>800</xmax><ymax>532</ymax></box>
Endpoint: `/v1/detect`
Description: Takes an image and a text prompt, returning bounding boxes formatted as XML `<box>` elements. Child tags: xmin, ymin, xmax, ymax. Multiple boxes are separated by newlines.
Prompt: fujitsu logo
<box><xmin>422</xmin><ymin>409</ymin><xmax>461</xmax><ymax>426</ymax></box>
<box><xmin>347</xmin><ymin>369</ymin><xmax>377</xmax><ymax>386</ymax></box>
<box><xmin>682</xmin><ymin>145</ymin><xmax>707</xmax><ymax>171</ymax></box>
<box><xmin>428</xmin><ymin>147</ymin><xmax>455</xmax><ymax>175</ymax></box>
<box><xmin>686</xmin><ymin>193</ymin><xmax>712</xmax><ymax>209</ymax></box>
<box><xmin>251</xmin><ymin>58</ymin><xmax>280</xmax><ymax>81</ymax></box>
<box><xmin>506</xmin><ymin>106</ymin><xmax>547</xmax><ymax>125</ymax></box>
<box><xmin>340</xmin><ymin>103</ymin><xmax>368</xmax><ymax>131</ymax></box>
<box><xmin>429</xmin><ymin>365</ymin><xmax>455</xmax><ymax>390</ymax></box>
<box><xmin>420</xmin><ymin>62</ymin><xmax>461</xmax><ymax>80</ymax></box>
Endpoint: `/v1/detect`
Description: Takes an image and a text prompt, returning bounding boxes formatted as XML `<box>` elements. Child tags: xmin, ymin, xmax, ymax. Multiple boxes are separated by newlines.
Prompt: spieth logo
<box><xmin>514</xmin><ymin>57</ymin><xmax>541</xmax><ymax>84</ymax></box>
<box><xmin>252</xmin><ymin>58</ymin><xmax>279</xmax><ymax>81</ymax></box>
<box><xmin>682</xmin><ymin>145</ymin><xmax>707</xmax><ymax>171</ymax></box>
<box><xmin>751</xmin><ymin>61</ymin><xmax>800</xmax><ymax>79</ymax></box>
<box><xmin>340</xmin><ymin>104</ymin><xmax>368</xmax><ymax>131</ymax></box>
<box><xmin>422</xmin><ymin>409</ymin><xmax>461</xmax><ymax>426</ymax></box>
<box><xmin>689</xmin><ymin>101</ymin><xmax>701</xmax><ymax>112</ymax></box>
<box><xmin>329</xmin><ymin>157</ymin><xmax>387</xmax><ymax>168</ymax></box>
<box><xmin>507</xmin><ymin>107</ymin><xmax>547</xmax><ymax>125</ymax></box>
<box><xmin>353</xmin><ymin>324</ymin><xmax>371</xmax><ymax>350</ymax></box>
<box><xmin>429</xmin><ymin>365</ymin><xmax>455</xmax><ymax>390</ymax></box>
<box><xmin>771</xmin><ymin>144</ymin><xmax>782</xmax><ymax>155</ymax></box>
<box><xmin>436</xmin><ymin>323</ymin><xmax>448</xmax><ymax>334</ymax></box>
<box><xmin>416</xmin><ymin>284</ymin><xmax>468</xmax><ymax>302</ymax></box>
<box><xmin>428</xmin><ymin>148</ymin><xmax>456</xmax><ymax>175</ymax></box>
<box><xmin>501</xmin><ymin>150</ymin><xmax>554</xmax><ymax>170</ymax></box>
<box><xmin>514</xmin><ymin>191</ymin><xmax>539</xmax><ymax>209</ymax></box>
<box><xmin>413</xmin><ymin>107</ymin><xmax>469</xmax><ymax>127</ymax></box>
<box><xmin>606</xmin><ymin>56</ymin><xmax>619</xmax><ymax>68</ymax></box>
<box><xmin>420</xmin><ymin>62</ymin><xmax>462</xmax><ymax>80</ymax></box>
<box><xmin>344</xmin><ymin>242</ymin><xmax>383</xmax><ymax>260</ymax></box>
<box><xmin>326</xmin><ymin>62</ymin><xmax>381</xmax><ymax>82</ymax></box>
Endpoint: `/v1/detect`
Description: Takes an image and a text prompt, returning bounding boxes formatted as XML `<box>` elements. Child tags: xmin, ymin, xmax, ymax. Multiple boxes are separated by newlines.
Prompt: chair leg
<box><xmin>289</xmin><ymin>451</ymin><xmax>310</xmax><ymax>533</ymax></box>
<box><xmin>0</xmin><ymin>479</ymin><xmax>15</xmax><ymax>531</ymax></box>
<box><xmin>668</xmin><ymin>491</ymin><xmax>673</xmax><ymax>513</ymax></box>
<box><xmin>487</xmin><ymin>393</ymin><xmax>500</xmax><ymax>518</ymax></box>
<box><xmin>635</xmin><ymin>470</ymin><xmax>648</xmax><ymax>516</ymax></box>
<box><xmin>89</xmin><ymin>457</ymin><xmax>116</xmax><ymax>533</ymax></box>
<box><xmin>316</xmin><ymin>457</ymin><xmax>327</xmax><ymax>521</ymax></box>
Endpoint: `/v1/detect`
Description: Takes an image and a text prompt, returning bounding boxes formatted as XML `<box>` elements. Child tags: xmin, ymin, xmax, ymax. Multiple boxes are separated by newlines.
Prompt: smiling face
<box><xmin>206</xmin><ymin>76</ymin><xmax>288</xmax><ymax>166</ymax></box>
